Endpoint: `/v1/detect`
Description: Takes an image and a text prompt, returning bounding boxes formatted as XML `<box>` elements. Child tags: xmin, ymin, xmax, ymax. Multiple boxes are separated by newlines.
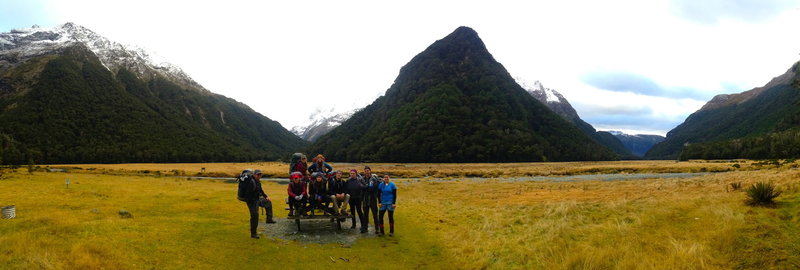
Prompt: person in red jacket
<box><xmin>287</xmin><ymin>172</ymin><xmax>308</xmax><ymax>216</ymax></box>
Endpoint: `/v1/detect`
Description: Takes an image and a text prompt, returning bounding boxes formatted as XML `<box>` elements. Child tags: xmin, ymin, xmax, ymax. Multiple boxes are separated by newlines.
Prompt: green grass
<box><xmin>1</xmin><ymin>163</ymin><xmax>800</xmax><ymax>269</ymax></box>
<box><xmin>0</xmin><ymin>172</ymin><xmax>448</xmax><ymax>269</ymax></box>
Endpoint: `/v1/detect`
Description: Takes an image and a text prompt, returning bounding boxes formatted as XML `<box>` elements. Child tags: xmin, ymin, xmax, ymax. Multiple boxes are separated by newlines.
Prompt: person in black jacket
<box><xmin>253</xmin><ymin>170</ymin><xmax>276</xmax><ymax>224</ymax></box>
<box><xmin>345</xmin><ymin>170</ymin><xmax>366</xmax><ymax>232</ymax></box>
<box><xmin>328</xmin><ymin>171</ymin><xmax>350</xmax><ymax>215</ymax></box>
<box><xmin>361</xmin><ymin>167</ymin><xmax>381</xmax><ymax>234</ymax></box>
<box><xmin>308</xmin><ymin>172</ymin><xmax>332</xmax><ymax>214</ymax></box>
<box><xmin>237</xmin><ymin>169</ymin><xmax>268</xmax><ymax>239</ymax></box>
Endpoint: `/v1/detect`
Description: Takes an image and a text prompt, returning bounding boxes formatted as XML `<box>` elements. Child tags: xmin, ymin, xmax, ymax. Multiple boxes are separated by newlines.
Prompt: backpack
<box><xmin>289</xmin><ymin>153</ymin><xmax>304</xmax><ymax>173</ymax></box>
<box><xmin>237</xmin><ymin>170</ymin><xmax>255</xmax><ymax>201</ymax></box>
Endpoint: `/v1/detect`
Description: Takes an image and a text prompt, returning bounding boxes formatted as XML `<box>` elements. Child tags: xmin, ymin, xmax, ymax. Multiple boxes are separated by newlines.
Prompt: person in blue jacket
<box><xmin>377</xmin><ymin>174</ymin><xmax>397</xmax><ymax>236</ymax></box>
<box><xmin>307</xmin><ymin>154</ymin><xmax>333</xmax><ymax>175</ymax></box>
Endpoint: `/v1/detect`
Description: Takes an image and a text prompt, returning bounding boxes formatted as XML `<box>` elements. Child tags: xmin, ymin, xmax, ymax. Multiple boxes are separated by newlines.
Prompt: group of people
<box><xmin>238</xmin><ymin>153</ymin><xmax>398</xmax><ymax>239</ymax></box>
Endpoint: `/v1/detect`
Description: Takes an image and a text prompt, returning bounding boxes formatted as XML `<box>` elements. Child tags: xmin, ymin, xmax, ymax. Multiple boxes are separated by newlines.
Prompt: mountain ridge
<box><xmin>646</xmin><ymin>60</ymin><xmax>800</xmax><ymax>159</ymax></box>
<box><xmin>307</xmin><ymin>26</ymin><xmax>617</xmax><ymax>162</ymax></box>
<box><xmin>0</xmin><ymin>23</ymin><xmax>306</xmax><ymax>164</ymax></box>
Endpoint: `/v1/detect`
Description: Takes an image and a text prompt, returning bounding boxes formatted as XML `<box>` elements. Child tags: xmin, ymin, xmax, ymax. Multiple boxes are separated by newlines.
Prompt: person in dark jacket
<box><xmin>345</xmin><ymin>170</ymin><xmax>366</xmax><ymax>232</ymax></box>
<box><xmin>287</xmin><ymin>172</ymin><xmax>308</xmax><ymax>216</ymax></box>
<box><xmin>253</xmin><ymin>169</ymin><xmax>276</xmax><ymax>224</ymax></box>
<box><xmin>377</xmin><ymin>174</ymin><xmax>398</xmax><ymax>236</ymax></box>
<box><xmin>308</xmin><ymin>172</ymin><xmax>332</xmax><ymax>214</ymax></box>
<box><xmin>308</xmin><ymin>154</ymin><xmax>333</xmax><ymax>175</ymax></box>
<box><xmin>237</xmin><ymin>169</ymin><xmax>268</xmax><ymax>239</ymax></box>
<box><xmin>328</xmin><ymin>170</ymin><xmax>350</xmax><ymax>215</ymax></box>
<box><xmin>361</xmin><ymin>167</ymin><xmax>381</xmax><ymax>234</ymax></box>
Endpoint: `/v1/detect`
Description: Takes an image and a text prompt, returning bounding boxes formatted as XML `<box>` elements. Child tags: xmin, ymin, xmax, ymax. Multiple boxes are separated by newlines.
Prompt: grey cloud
<box><xmin>576</xmin><ymin>104</ymin><xmax>653</xmax><ymax>116</ymax></box>
<box><xmin>583</xmin><ymin>114</ymin><xmax>685</xmax><ymax>134</ymax></box>
<box><xmin>581</xmin><ymin>70</ymin><xmax>712</xmax><ymax>100</ymax></box>
<box><xmin>670</xmin><ymin>0</ymin><xmax>798</xmax><ymax>24</ymax></box>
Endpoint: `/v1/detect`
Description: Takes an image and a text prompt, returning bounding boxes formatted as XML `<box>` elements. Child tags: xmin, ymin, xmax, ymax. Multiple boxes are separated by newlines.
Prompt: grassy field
<box><xmin>45</xmin><ymin>159</ymin><xmax>762</xmax><ymax>179</ymax></box>
<box><xmin>1</xmin><ymin>160</ymin><xmax>799</xmax><ymax>269</ymax></box>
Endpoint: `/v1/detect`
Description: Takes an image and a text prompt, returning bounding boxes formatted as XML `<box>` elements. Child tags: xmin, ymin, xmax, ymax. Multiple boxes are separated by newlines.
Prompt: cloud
<box><xmin>583</xmin><ymin>114</ymin><xmax>686</xmax><ymax>135</ymax></box>
<box><xmin>670</xmin><ymin>0</ymin><xmax>798</xmax><ymax>25</ymax></box>
<box><xmin>578</xmin><ymin>104</ymin><xmax>653</xmax><ymax>116</ymax></box>
<box><xmin>580</xmin><ymin>70</ymin><xmax>712</xmax><ymax>100</ymax></box>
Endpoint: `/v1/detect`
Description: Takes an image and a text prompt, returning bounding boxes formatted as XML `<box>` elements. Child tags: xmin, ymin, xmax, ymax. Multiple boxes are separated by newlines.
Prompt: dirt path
<box><xmin>259</xmin><ymin>218</ymin><xmax>381</xmax><ymax>246</ymax></box>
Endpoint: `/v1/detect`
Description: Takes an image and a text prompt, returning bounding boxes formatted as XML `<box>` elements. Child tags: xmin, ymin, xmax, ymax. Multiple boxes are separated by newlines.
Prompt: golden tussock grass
<box><xmin>47</xmin><ymin>159</ymin><xmax>755</xmax><ymax>179</ymax></box>
<box><xmin>1</xmin><ymin>161</ymin><xmax>799</xmax><ymax>269</ymax></box>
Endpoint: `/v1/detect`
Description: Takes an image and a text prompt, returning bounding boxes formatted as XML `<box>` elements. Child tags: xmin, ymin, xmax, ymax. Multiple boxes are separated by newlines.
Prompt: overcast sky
<box><xmin>2</xmin><ymin>0</ymin><xmax>800</xmax><ymax>136</ymax></box>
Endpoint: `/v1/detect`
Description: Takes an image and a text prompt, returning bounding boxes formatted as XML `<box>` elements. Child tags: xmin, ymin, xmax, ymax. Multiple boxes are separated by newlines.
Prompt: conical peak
<box><xmin>440</xmin><ymin>26</ymin><xmax>483</xmax><ymax>46</ymax></box>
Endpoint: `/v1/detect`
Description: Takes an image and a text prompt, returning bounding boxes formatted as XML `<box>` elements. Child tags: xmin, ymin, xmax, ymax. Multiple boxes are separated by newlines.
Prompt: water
<box><xmin>177</xmin><ymin>172</ymin><xmax>711</xmax><ymax>184</ymax></box>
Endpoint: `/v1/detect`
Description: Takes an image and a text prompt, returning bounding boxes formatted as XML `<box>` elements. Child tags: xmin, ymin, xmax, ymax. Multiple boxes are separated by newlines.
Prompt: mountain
<box><xmin>306</xmin><ymin>26</ymin><xmax>617</xmax><ymax>163</ymax></box>
<box><xmin>608</xmin><ymin>131</ymin><xmax>664</xmax><ymax>157</ymax></box>
<box><xmin>645</xmin><ymin>60</ymin><xmax>800</xmax><ymax>159</ymax></box>
<box><xmin>291</xmin><ymin>108</ymin><xmax>359</xmax><ymax>142</ymax></box>
<box><xmin>516</xmin><ymin>78</ymin><xmax>634</xmax><ymax>158</ymax></box>
<box><xmin>0</xmin><ymin>23</ymin><xmax>306</xmax><ymax>164</ymax></box>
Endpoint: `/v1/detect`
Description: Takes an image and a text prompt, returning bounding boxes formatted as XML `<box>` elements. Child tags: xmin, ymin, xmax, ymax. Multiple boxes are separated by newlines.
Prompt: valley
<box><xmin>1</xmin><ymin>160</ymin><xmax>799</xmax><ymax>269</ymax></box>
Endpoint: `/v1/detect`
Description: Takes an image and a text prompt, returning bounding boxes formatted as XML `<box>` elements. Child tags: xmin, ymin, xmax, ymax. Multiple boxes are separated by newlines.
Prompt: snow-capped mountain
<box><xmin>291</xmin><ymin>107</ymin><xmax>359</xmax><ymax>142</ymax></box>
<box><xmin>0</xmin><ymin>23</ymin><xmax>204</xmax><ymax>91</ymax></box>
<box><xmin>515</xmin><ymin>77</ymin><xmax>580</xmax><ymax>120</ymax></box>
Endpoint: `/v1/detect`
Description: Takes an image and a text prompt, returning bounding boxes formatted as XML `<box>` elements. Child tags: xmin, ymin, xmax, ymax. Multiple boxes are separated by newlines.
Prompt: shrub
<box><xmin>730</xmin><ymin>182</ymin><xmax>743</xmax><ymax>191</ymax></box>
<box><xmin>746</xmin><ymin>182</ymin><xmax>781</xmax><ymax>206</ymax></box>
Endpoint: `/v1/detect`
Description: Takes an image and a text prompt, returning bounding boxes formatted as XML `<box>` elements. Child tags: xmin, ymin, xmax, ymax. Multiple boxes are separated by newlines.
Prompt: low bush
<box><xmin>730</xmin><ymin>182</ymin><xmax>743</xmax><ymax>191</ymax></box>
<box><xmin>746</xmin><ymin>182</ymin><xmax>781</xmax><ymax>206</ymax></box>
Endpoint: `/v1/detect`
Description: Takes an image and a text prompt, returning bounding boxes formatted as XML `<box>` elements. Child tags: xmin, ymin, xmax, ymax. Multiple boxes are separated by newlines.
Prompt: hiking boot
<box><xmin>251</xmin><ymin>234</ymin><xmax>260</xmax><ymax>239</ymax></box>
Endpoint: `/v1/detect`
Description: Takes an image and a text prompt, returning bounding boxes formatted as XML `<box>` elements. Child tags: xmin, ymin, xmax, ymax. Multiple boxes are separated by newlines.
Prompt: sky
<box><xmin>2</xmin><ymin>0</ymin><xmax>800</xmax><ymax>136</ymax></box>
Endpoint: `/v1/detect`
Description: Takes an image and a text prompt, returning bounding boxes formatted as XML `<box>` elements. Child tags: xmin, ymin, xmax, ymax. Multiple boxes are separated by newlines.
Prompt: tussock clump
<box><xmin>746</xmin><ymin>182</ymin><xmax>781</xmax><ymax>206</ymax></box>
<box><xmin>729</xmin><ymin>182</ymin><xmax>743</xmax><ymax>191</ymax></box>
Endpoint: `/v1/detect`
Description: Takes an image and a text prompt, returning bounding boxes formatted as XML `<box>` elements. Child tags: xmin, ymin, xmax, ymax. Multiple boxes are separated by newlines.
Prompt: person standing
<box><xmin>361</xmin><ymin>167</ymin><xmax>381</xmax><ymax>234</ymax></box>
<box><xmin>345</xmin><ymin>170</ymin><xmax>366</xmax><ymax>232</ymax></box>
<box><xmin>328</xmin><ymin>170</ymin><xmax>350</xmax><ymax>215</ymax></box>
<box><xmin>237</xmin><ymin>169</ymin><xmax>268</xmax><ymax>239</ymax></box>
<box><xmin>377</xmin><ymin>174</ymin><xmax>398</xmax><ymax>236</ymax></box>
<box><xmin>253</xmin><ymin>169</ymin><xmax>276</xmax><ymax>224</ymax></box>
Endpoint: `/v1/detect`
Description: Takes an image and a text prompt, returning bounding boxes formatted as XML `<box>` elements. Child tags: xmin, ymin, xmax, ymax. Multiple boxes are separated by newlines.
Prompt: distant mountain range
<box><xmin>646</xmin><ymin>60</ymin><xmax>800</xmax><ymax>160</ymax></box>
<box><xmin>307</xmin><ymin>27</ymin><xmax>617</xmax><ymax>162</ymax></box>
<box><xmin>515</xmin><ymin>78</ymin><xmax>634</xmax><ymax>158</ymax></box>
<box><xmin>6</xmin><ymin>23</ymin><xmax>783</xmax><ymax>164</ymax></box>
<box><xmin>0</xmin><ymin>23</ymin><xmax>306</xmax><ymax>164</ymax></box>
<box><xmin>292</xmin><ymin>76</ymin><xmax>657</xmax><ymax>158</ymax></box>
<box><xmin>607</xmin><ymin>131</ymin><xmax>664</xmax><ymax>157</ymax></box>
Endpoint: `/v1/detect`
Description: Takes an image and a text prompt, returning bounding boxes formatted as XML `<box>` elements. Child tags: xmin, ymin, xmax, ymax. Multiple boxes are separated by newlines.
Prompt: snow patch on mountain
<box><xmin>0</xmin><ymin>23</ymin><xmax>204</xmax><ymax>91</ymax></box>
<box><xmin>291</xmin><ymin>107</ymin><xmax>360</xmax><ymax>141</ymax></box>
<box><xmin>515</xmin><ymin>77</ymin><xmax>565</xmax><ymax>103</ymax></box>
